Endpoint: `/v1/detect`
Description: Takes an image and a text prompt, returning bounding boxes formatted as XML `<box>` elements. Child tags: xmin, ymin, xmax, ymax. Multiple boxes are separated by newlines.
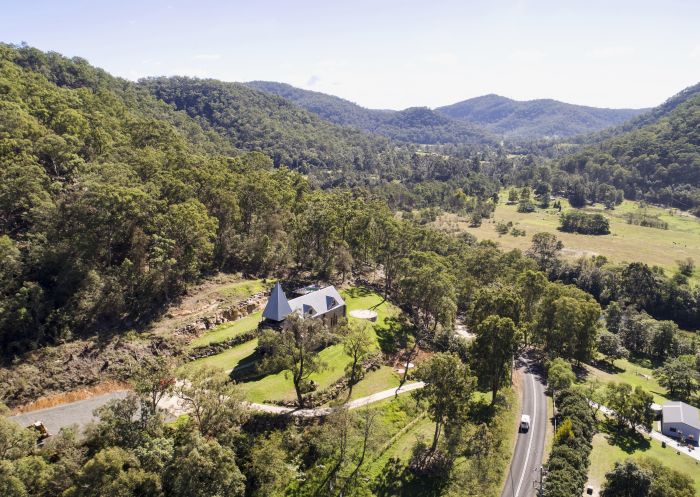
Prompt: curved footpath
<box><xmin>502</xmin><ymin>357</ymin><xmax>548</xmax><ymax>497</ymax></box>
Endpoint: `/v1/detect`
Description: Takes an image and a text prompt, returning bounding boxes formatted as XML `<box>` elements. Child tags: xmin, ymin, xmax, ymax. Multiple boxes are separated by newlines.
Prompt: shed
<box><xmin>661</xmin><ymin>401</ymin><xmax>700</xmax><ymax>445</ymax></box>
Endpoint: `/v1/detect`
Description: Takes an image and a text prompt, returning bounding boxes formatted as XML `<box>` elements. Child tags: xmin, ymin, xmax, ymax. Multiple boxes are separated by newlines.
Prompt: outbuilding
<box><xmin>661</xmin><ymin>401</ymin><xmax>700</xmax><ymax>445</ymax></box>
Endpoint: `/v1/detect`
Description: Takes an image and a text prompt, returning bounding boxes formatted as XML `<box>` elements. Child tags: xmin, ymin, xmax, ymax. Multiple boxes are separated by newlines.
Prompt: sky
<box><xmin>2</xmin><ymin>0</ymin><xmax>700</xmax><ymax>110</ymax></box>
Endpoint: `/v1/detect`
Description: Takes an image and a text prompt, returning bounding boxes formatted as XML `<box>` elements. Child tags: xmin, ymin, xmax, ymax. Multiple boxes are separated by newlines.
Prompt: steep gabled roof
<box><xmin>262</xmin><ymin>282</ymin><xmax>293</xmax><ymax>321</ymax></box>
<box><xmin>288</xmin><ymin>286</ymin><xmax>345</xmax><ymax>319</ymax></box>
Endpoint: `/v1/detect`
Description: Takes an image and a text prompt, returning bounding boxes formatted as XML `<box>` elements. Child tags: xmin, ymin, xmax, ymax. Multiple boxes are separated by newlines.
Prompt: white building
<box><xmin>661</xmin><ymin>401</ymin><xmax>700</xmax><ymax>445</ymax></box>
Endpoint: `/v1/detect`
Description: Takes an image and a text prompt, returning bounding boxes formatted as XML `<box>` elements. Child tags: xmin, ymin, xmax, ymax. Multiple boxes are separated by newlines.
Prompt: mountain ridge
<box><xmin>246</xmin><ymin>80</ymin><xmax>648</xmax><ymax>141</ymax></box>
<box><xmin>245</xmin><ymin>80</ymin><xmax>493</xmax><ymax>145</ymax></box>
<box><xmin>436</xmin><ymin>94</ymin><xmax>648</xmax><ymax>139</ymax></box>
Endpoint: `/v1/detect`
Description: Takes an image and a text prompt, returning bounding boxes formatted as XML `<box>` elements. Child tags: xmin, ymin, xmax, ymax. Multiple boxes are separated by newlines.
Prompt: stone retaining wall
<box><xmin>175</xmin><ymin>292</ymin><xmax>267</xmax><ymax>337</ymax></box>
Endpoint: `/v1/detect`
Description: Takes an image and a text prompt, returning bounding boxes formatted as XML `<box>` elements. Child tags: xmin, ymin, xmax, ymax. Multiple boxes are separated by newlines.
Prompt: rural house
<box><xmin>661</xmin><ymin>401</ymin><xmax>700</xmax><ymax>445</ymax></box>
<box><xmin>262</xmin><ymin>282</ymin><xmax>346</xmax><ymax>326</ymax></box>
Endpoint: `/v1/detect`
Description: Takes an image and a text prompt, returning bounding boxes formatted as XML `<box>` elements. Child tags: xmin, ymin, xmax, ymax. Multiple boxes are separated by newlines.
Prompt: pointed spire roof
<box><xmin>262</xmin><ymin>282</ymin><xmax>293</xmax><ymax>321</ymax></box>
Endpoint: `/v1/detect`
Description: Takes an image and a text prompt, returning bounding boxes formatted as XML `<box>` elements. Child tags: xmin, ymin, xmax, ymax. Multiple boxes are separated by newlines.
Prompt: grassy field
<box><xmin>583</xmin><ymin>357</ymin><xmax>670</xmax><ymax>404</ymax></box>
<box><xmin>218</xmin><ymin>278</ymin><xmax>268</xmax><ymax>300</ymax></box>
<box><xmin>587</xmin><ymin>428</ymin><xmax>700</xmax><ymax>494</ymax></box>
<box><xmin>189</xmin><ymin>311</ymin><xmax>262</xmax><ymax>348</ymax></box>
<box><xmin>347</xmin><ymin>366</ymin><xmax>402</xmax><ymax>401</ymax></box>
<box><xmin>179</xmin><ymin>338</ymin><xmax>259</xmax><ymax>374</ymax></box>
<box><xmin>438</xmin><ymin>195</ymin><xmax>700</xmax><ymax>282</ymax></box>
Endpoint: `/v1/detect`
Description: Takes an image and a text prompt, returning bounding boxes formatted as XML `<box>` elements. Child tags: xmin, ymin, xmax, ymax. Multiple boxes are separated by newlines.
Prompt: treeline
<box><xmin>533</xmin><ymin>240</ymin><xmax>700</xmax><ymax>331</ymax></box>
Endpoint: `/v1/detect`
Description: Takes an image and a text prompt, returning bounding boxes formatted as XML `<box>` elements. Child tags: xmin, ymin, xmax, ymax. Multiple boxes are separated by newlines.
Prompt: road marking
<box><xmin>515</xmin><ymin>372</ymin><xmax>537</xmax><ymax>497</ymax></box>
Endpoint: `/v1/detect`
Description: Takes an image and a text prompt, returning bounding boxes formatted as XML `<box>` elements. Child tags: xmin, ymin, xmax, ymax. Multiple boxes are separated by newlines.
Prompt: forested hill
<box><xmin>246</xmin><ymin>80</ymin><xmax>494</xmax><ymax>145</ymax></box>
<box><xmin>246</xmin><ymin>80</ymin><xmax>393</xmax><ymax>129</ymax></box>
<box><xmin>0</xmin><ymin>43</ymin><xmax>493</xmax><ymax>356</ymax></box>
<box><xmin>0</xmin><ymin>42</ymin><xmax>266</xmax><ymax>354</ymax></box>
<box><xmin>436</xmin><ymin>94</ymin><xmax>646</xmax><ymax>139</ymax></box>
<box><xmin>141</xmin><ymin>76</ymin><xmax>418</xmax><ymax>182</ymax></box>
<box><xmin>555</xmin><ymin>82</ymin><xmax>700</xmax><ymax>211</ymax></box>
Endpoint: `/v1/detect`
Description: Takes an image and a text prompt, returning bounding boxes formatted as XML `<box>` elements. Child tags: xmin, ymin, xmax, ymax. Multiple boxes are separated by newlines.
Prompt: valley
<box><xmin>0</xmin><ymin>16</ymin><xmax>699</xmax><ymax>497</ymax></box>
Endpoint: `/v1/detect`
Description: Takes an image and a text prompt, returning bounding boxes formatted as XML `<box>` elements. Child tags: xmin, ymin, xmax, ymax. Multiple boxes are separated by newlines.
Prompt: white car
<box><xmin>519</xmin><ymin>414</ymin><xmax>531</xmax><ymax>433</ymax></box>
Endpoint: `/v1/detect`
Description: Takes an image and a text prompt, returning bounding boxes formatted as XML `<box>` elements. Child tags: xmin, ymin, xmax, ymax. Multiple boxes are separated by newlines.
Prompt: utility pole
<box><xmin>533</xmin><ymin>466</ymin><xmax>546</xmax><ymax>497</ymax></box>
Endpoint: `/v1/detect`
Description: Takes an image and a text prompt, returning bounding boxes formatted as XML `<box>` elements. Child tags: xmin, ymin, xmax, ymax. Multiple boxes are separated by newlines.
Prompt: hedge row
<box><xmin>542</xmin><ymin>389</ymin><xmax>597</xmax><ymax>497</ymax></box>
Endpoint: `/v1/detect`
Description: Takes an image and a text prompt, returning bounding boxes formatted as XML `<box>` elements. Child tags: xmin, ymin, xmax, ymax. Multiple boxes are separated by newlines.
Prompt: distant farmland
<box><xmin>437</xmin><ymin>197</ymin><xmax>700</xmax><ymax>284</ymax></box>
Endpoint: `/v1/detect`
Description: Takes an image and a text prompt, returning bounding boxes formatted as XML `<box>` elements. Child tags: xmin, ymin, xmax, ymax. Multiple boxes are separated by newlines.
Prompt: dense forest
<box><xmin>0</xmin><ymin>43</ymin><xmax>496</xmax><ymax>357</ymax></box>
<box><xmin>247</xmin><ymin>81</ymin><xmax>646</xmax><ymax>142</ymax></box>
<box><xmin>553</xmin><ymin>85</ymin><xmax>700</xmax><ymax>212</ymax></box>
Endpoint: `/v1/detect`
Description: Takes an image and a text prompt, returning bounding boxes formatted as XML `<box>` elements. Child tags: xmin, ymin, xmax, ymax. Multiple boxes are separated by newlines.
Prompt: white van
<box><xmin>519</xmin><ymin>414</ymin><xmax>531</xmax><ymax>433</ymax></box>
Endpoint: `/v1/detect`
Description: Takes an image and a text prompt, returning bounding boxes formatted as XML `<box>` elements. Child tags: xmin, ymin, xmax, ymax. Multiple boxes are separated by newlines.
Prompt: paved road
<box><xmin>10</xmin><ymin>391</ymin><xmax>129</xmax><ymax>434</ymax></box>
<box><xmin>502</xmin><ymin>357</ymin><xmax>547</xmax><ymax>497</ymax></box>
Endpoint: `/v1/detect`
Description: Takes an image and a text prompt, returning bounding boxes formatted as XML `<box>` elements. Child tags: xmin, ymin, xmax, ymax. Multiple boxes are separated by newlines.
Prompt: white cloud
<box><xmin>691</xmin><ymin>46</ymin><xmax>700</xmax><ymax>59</ymax></box>
<box><xmin>307</xmin><ymin>75</ymin><xmax>321</xmax><ymax>86</ymax></box>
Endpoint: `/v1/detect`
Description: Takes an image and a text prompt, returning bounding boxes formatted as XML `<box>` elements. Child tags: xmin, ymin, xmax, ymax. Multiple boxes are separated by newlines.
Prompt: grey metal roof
<box><xmin>288</xmin><ymin>286</ymin><xmax>345</xmax><ymax>319</ymax></box>
<box><xmin>662</xmin><ymin>401</ymin><xmax>700</xmax><ymax>429</ymax></box>
<box><xmin>262</xmin><ymin>282</ymin><xmax>293</xmax><ymax>321</ymax></box>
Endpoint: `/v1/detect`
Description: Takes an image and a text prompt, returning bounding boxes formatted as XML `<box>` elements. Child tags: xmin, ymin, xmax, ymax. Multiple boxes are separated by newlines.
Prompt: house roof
<box><xmin>262</xmin><ymin>284</ymin><xmax>345</xmax><ymax>322</ymax></box>
<box><xmin>288</xmin><ymin>286</ymin><xmax>345</xmax><ymax>319</ymax></box>
<box><xmin>262</xmin><ymin>282</ymin><xmax>293</xmax><ymax>321</ymax></box>
<box><xmin>662</xmin><ymin>401</ymin><xmax>700</xmax><ymax>430</ymax></box>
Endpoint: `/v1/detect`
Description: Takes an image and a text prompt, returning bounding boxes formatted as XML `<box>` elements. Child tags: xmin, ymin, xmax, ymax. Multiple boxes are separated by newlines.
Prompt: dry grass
<box><xmin>11</xmin><ymin>380</ymin><xmax>130</xmax><ymax>414</ymax></box>
<box><xmin>436</xmin><ymin>196</ymin><xmax>700</xmax><ymax>283</ymax></box>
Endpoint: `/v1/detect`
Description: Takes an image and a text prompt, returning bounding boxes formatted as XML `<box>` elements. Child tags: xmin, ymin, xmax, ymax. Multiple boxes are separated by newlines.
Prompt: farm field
<box><xmin>587</xmin><ymin>428</ymin><xmax>700</xmax><ymax>494</ymax></box>
<box><xmin>437</xmin><ymin>196</ymin><xmax>700</xmax><ymax>282</ymax></box>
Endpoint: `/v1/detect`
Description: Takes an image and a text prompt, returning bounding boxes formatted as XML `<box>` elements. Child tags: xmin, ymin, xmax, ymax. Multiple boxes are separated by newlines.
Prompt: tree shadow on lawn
<box><xmin>344</xmin><ymin>286</ymin><xmax>374</xmax><ymax>299</ymax></box>
<box><xmin>589</xmin><ymin>358</ymin><xmax>624</xmax><ymax>375</ymax></box>
<box><xmin>229</xmin><ymin>351</ymin><xmax>264</xmax><ymax>382</ymax></box>
<box><xmin>374</xmin><ymin>457</ymin><xmax>448</xmax><ymax>497</ymax></box>
<box><xmin>376</xmin><ymin>316</ymin><xmax>416</xmax><ymax>355</ymax></box>
<box><xmin>600</xmin><ymin>420</ymin><xmax>650</xmax><ymax>454</ymax></box>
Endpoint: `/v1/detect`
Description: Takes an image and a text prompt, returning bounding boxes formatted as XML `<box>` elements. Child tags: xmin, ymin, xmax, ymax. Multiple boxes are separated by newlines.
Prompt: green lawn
<box><xmin>367</xmin><ymin>416</ymin><xmax>434</xmax><ymax>476</ymax></box>
<box><xmin>179</xmin><ymin>338</ymin><xmax>259</xmax><ymax>374</ymax></box>
<box><xmin>239</xmin><ymin>342</ymin><xmax>353</xmax><ymax>403</ymax></box>
<box><xmin>347</xmin><ymin>366</ymin><xmax>402</xmax><ymax>401</ymax></box>
<box><xmin>588</xmin><ymin>428</ymin><xmax>700</xmax><ymax>494</ymax></box>
<box><xmin>583</xmin><ymin>357</ymin><xmax>670</xmax><ymax>404</ymax></box>
<box><xmin>189</xmin><ymin>311</ymin><xmax>261</xmax><ymax>348</ymax></box>
<box><xmin>438</xmin><ymin>195</ymin><xmax>700</xmax><ymax>284</ymax></box>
